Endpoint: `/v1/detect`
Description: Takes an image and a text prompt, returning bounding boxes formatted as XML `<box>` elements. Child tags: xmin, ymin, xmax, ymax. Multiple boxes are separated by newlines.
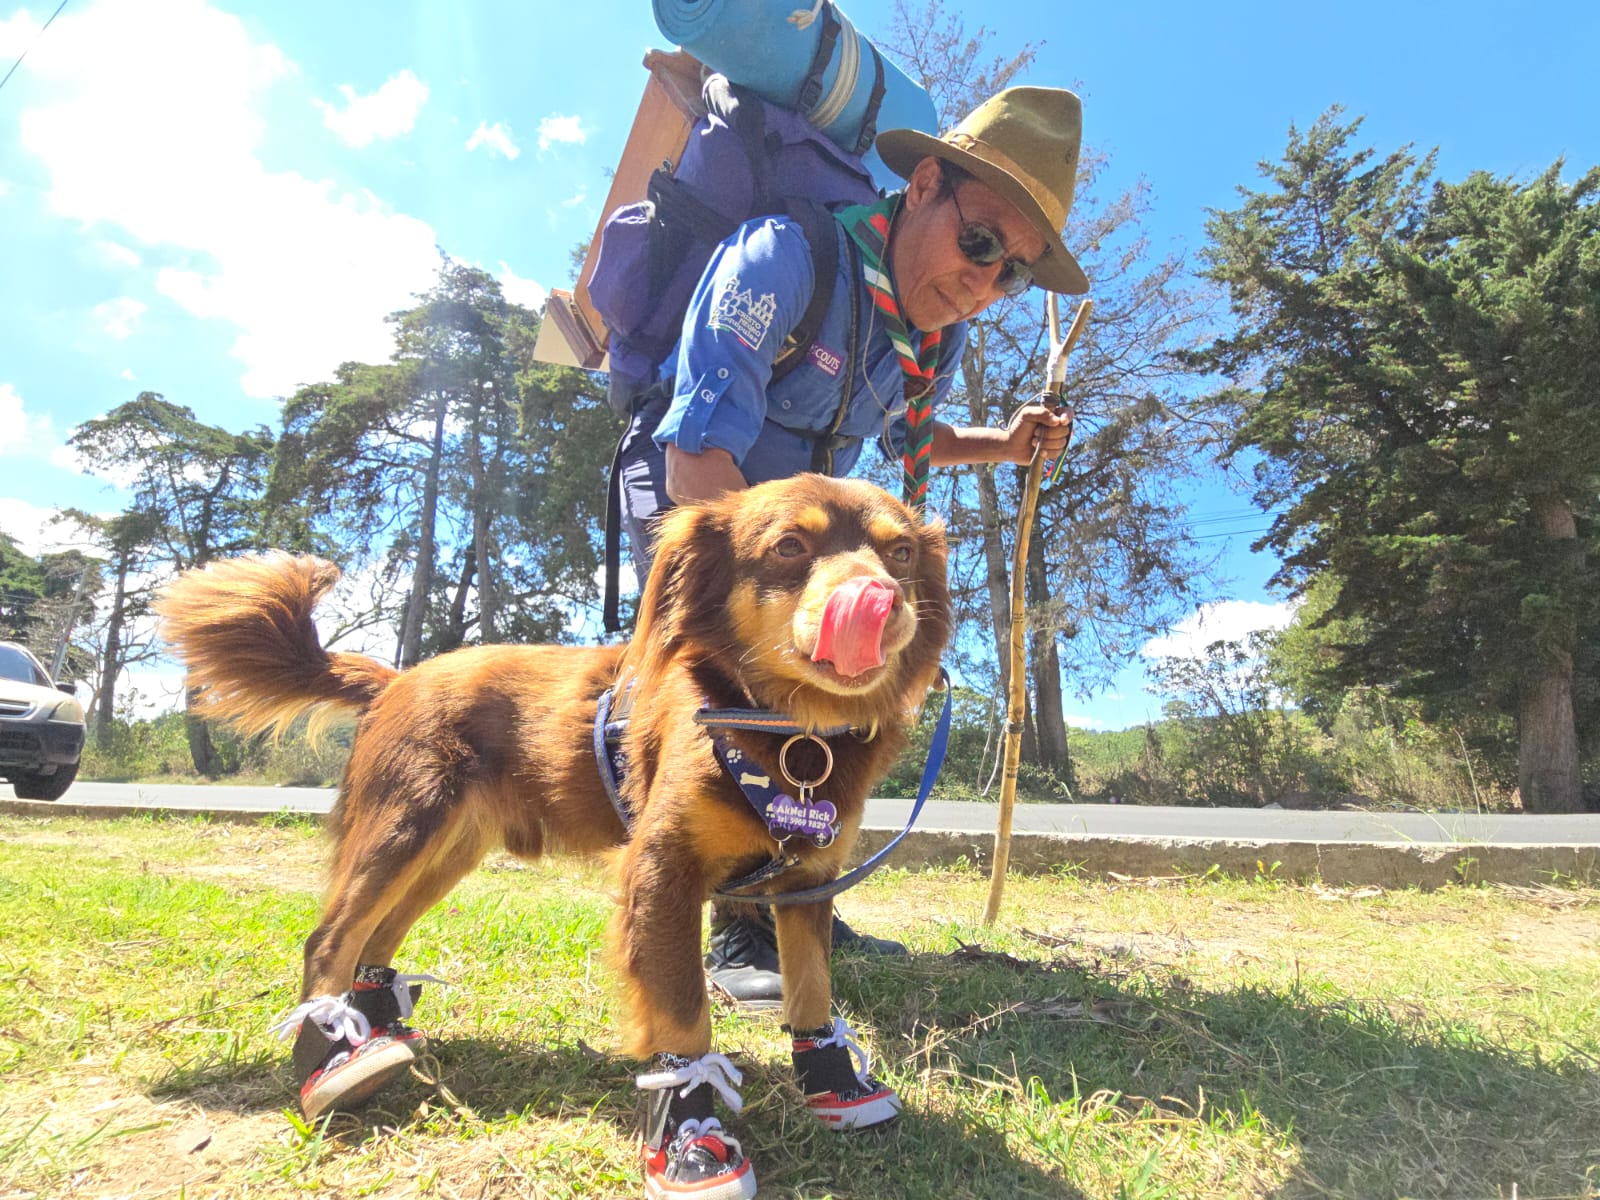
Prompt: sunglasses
<box><xmin>948</xmin><ymin>188</ymin><xmax>1036</xmax><ymax>297</ymax></box>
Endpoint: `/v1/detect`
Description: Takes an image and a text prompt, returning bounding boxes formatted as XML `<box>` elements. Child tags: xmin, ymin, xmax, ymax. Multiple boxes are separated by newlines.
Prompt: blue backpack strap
<box><xmin>797</xmin><ymin>2</ymin><xmax>843</xmax><ymax>117</ymax></box>
<box><xmin>853</xmin><ymin>42</ymin><xmax>887</xmax><ymax>156</ymax></box>
<box><xmin>772</xmin><ymin>199</ymin><xmax>839</xmax><ymax>385</ymax></box>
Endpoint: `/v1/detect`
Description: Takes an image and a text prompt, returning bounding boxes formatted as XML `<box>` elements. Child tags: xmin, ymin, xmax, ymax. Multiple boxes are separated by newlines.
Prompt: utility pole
<box><xmin>49</xmin><ymin>567</ymin><xmax>93</xmax><ymax>682</ymax></box>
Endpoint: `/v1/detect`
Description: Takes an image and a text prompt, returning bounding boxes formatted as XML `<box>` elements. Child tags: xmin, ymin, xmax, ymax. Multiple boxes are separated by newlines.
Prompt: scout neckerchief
<box><xmin>836</xmin><ymin>195</ymin><xmax>944</xmax><ymax>512</ymax></box>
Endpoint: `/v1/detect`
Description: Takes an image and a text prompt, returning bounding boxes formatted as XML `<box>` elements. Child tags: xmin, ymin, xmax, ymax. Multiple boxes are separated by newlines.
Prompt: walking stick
<box><xmin>982</xmin><ymin>294</ymin><xmax>1092</xmax><ymax>926</ymax></box>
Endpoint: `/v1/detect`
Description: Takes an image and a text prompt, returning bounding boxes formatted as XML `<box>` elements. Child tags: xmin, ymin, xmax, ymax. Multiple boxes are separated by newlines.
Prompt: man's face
<box><xmin>888</xmin><ymin>157</ymin><xmax>1048</xmax><ymax>333</ymax></box>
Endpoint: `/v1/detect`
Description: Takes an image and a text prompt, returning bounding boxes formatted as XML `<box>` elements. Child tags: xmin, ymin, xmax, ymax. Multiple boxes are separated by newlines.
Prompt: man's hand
<box><xmin>665</xmin><ymin>444</ymin><xmax>748</xmax><ymax>506</ymax></box>
<box><xmin>1004</xmin><ymin>403</ymin><xmax>1074</xmax><ymax>465</ymax></box>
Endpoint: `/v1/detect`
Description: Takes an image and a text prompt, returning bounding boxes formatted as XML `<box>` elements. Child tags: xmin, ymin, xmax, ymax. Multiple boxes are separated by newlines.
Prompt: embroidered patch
<box><xmin>709</xmin><ymin>273</ymin><xmax>778</xmax><ymax>351</ymax></box>
<box><xmin>807</xmin><ymin>341</ymin><xmax>843</xmax><ymax>378</ymax></box>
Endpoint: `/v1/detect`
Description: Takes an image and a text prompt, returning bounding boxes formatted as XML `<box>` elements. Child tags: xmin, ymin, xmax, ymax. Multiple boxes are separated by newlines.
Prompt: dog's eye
<box><xmin>774</xmin><ymin>535</ymin><xmax>809</xmax><ymax>559</ymax></box>
<box><xmin>886</xmin><ymin>542</ymin><xmax>914</xmax><ymax>566</ymax></box>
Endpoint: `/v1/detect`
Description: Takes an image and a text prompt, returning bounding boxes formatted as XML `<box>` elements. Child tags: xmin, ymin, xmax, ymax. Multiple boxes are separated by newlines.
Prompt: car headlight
<box><xmin>41</xmin><ymin>697</ymin><xmax>85</xmax><ymax>724</ymax></box>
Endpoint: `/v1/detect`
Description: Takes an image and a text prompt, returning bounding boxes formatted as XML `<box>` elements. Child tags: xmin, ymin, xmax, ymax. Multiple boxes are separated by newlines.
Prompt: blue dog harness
<box><xmin>592</xmin><ymin>670</ymin><xmax>952</xmax><ymax>905</ymax></box>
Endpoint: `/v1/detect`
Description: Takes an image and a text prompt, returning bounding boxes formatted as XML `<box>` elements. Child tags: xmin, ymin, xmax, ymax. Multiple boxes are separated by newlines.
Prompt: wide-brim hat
<box><xmin>876</xmin><ymin>86</ymin><xmax>1089</xmax><ymax>295</ymax></box>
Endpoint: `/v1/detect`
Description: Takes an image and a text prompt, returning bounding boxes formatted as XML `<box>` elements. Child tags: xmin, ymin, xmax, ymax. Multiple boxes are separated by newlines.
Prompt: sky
<box><xmin>1</xmin><ymin>0</ymin><xmax>1595</xmax><ymax>729</ymax></box>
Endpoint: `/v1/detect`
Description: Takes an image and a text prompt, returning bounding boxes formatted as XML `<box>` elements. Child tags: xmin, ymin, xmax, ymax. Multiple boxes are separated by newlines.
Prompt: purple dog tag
<box><xmin>765</xmin><ymin>793</ymin><xmax>838</xmax><ymax>841</ymax></box>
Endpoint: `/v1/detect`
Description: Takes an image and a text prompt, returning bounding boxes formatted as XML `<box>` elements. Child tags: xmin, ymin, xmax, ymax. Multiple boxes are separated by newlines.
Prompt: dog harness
<box><xmin>592</xmin><ymin>669</ymin><xmax>952</xmax><ymax>904</ymax></box>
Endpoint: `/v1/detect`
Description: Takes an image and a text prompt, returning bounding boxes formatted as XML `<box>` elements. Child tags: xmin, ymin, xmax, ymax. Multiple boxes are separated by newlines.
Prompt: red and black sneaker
<box><xmin>637</xmin><ymin>1052</ymin><xmax>756</xmax><ymax>1200</ymax></box>
<box><xmin>274</xmin><ymin>992</ymin><xmax>417</xmax><ymax>1120</ymax></box>
<box><xmin>350</xmin><ymin>964</ymin><xmax>439</xmax><ymax>1055</ymax></box>
<box><xmin>789</xmin><ymin>1018</ymin><xmax>901</xmax><ymax>1130</ymax></box>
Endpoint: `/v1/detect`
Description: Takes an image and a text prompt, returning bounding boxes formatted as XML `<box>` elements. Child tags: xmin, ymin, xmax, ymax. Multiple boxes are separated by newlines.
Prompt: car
<box><xmin>0</xmin><ymin>640</ymin><xmax>85</xmax><ymax>801</ymax></box>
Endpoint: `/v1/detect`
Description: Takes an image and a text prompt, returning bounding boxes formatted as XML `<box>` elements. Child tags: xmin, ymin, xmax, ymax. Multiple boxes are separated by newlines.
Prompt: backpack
<box><xmin>588</xmin><ymin>65</ymin><xmax>887</xmax><ymax>631</ymax></box>
<box><xmin>588</xmin><ymin>68</ymin><xmax>884</xmax><ymax>413</ymax></box>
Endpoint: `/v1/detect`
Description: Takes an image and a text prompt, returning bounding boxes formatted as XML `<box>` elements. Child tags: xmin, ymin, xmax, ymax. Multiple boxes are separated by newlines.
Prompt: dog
<box><xmin>156</xmin><ymin>473</ymin><xmax>951</xmax><ymax>1199</ymax></box>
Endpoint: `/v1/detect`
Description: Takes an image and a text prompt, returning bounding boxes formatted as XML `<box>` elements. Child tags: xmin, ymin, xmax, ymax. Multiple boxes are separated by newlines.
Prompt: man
<box><xmin>616</xmin><ymin>86</ymin><xmax>1089</xmax><ymax>1008</ymax></box>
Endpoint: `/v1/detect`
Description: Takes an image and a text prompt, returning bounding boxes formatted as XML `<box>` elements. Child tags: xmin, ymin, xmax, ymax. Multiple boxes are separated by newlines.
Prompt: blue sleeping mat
<box><xmin>652</xmin><ymin>0</ymin><xmax>938</xmax><ymax>190</ymax></box>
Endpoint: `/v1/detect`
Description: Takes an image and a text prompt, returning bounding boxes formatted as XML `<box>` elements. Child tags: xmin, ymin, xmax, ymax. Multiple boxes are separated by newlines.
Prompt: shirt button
<box><xmin>717</xmin><ymin>368</ymin><xmax>730</xmax><ymax>379</ymax></box>
<box><xmin>782</xmin><ymin>400</ymin><xmax>792</xmax><ymax>410</ymax></box>
<box><xmin>701</xmin><ymin>389</ymin><xmax>714</xmax><ymax>401</ymax></box>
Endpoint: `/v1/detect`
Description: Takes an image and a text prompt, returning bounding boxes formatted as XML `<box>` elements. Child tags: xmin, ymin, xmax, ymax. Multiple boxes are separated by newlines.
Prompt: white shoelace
<box><xmin>636</xmin><ymin>1052</ymin><xmax>746</xmax><ymax>1114</ymax></box>
<box><xmin>389</xmin><ymin>972</ymin><xmax>446</xmax><ymax>1019</ymax></box>
<box><xmin>674</xmin><ymin>1117</ymin><xmax>742</xmax><ymax>1157</ymax></box>
<box><xmin>812</xmin><ymin>1016</ymin><xmax>871</xmax><ymax>1083</ymax></box>
<box><xmin>268</xmin><ymin>993</ymin><xmax>372</xmax><ymax>1044</ymax></box>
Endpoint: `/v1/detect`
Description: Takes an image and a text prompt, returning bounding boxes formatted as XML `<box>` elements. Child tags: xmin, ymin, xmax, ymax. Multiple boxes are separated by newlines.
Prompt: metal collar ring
<box><xmin>778</xmin><ymin>733</ymin><xmax>834</xmax><ymax>791</ymax></box>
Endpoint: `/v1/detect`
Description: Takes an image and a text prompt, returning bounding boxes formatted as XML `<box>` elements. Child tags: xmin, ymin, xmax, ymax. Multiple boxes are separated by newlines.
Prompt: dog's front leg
<box><xmin>612</xmin><ymin>830</ymin><xmax>712</xmax><ymax>1059</ymax></box>
<box><xmin>777</xmin><ymin>899</ymin><xmax>903</xmax><ymax>1131</ymax></box>
<box><xmin>773</xmin><ymin>899</ymin><xmax>833</xmax><ymax>1031</ymax></box>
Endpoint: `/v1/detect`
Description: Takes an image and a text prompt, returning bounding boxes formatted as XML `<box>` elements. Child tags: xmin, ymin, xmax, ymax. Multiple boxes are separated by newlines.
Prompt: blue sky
<box><xmin>1</xmin><ymin>0</ymin><xmax>1595</xmax><ymax>727</ymax></box>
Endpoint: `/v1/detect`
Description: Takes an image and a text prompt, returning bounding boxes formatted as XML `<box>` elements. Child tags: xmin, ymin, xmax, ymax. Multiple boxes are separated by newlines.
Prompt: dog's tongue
<box><xmin>813</xmin><ymin>577</ymin><xmax>895</xmax><ymax>678</ymax></box>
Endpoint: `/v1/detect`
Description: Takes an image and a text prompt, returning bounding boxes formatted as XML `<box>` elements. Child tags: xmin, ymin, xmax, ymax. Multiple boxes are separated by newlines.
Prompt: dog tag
<box><xmin>765</xmin><ymin>792</ymin><xmax>838</xmax><ymax>842</ymax></box>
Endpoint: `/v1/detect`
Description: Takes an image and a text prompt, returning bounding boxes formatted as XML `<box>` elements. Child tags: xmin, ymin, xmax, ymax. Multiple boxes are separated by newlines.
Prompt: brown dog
<box><xmin>156</xmin><ymin>473</ymin><xmax>950</xmax><ymax>1199</ymax></box>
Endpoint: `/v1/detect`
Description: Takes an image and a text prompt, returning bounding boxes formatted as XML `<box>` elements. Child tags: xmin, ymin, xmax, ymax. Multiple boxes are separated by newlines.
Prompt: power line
<box><xmin>0</xmin><ymin>0</ymin><xmax>71</xmax><ymax>97</ymax></box>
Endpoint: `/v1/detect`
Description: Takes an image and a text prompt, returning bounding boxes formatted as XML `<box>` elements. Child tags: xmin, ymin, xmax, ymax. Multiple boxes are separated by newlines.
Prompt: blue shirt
<box><xmin>654</xmin><ymin>213</ymin><xmax>967</xmax><ymax>483</ymax></box>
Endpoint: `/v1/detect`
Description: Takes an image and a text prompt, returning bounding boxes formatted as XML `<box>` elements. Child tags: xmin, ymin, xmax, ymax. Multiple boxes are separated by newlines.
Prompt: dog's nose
<box><xmin>813</xmin><ymin>577</ymin><xmax>897</xmax><ymax>678</ymax></box>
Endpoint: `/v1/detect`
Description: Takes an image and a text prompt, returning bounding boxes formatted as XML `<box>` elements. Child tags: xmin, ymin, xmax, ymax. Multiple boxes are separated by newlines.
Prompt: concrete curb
<box><xmin>7</xmin><ymin>799</ymin><xmax>1597</xmax><ymax>889</ymax></box>
<box><xmin>853</xmin><ymin>827</ymin><xmax>1600</xmax><ymax>889</ymax></box>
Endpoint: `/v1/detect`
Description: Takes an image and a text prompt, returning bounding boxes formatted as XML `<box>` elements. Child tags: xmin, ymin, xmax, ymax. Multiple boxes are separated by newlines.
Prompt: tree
<box><xmin>1191</xmin><ymin>109</ymin><xmax>1600</xmax><ymax>812</ymax></box>
<box><xmin>61</xmin><ymin>507</ymin><xmax>165</xmax><ymax>748</ymax></box>
<box><xmin>879</xmin><ymin>1</ymin><xmax>1215</xmax><ymax>783</ymax></box>
<box><xmin>70</xmin><ymin>393</ymin><xmax>273</xmax><ymax>773</ymax></box>
<box><xmin>276</xmin><ymin>258</ymin><xmax>615</xmax><ymax>660</ymax></box>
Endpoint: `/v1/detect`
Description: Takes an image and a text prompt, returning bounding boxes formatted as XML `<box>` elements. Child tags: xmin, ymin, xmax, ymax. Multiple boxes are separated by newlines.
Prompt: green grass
<box><xmin>1</xmin><ymin>816</ymin><xmax>1597</xmax><ymax>1198</ymax></box>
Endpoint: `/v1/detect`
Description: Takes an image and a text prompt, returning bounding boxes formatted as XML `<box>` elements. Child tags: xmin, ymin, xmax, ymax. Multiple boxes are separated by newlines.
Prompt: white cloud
<box><xmin>0</xmin><ymin>179</ymin><xmax>12</xmax><ymax>198</ymax></box>
<box><xmin>1065</xmin><ymin>713</ymin><xmax>1108</xmax><ymax>732</ymax></box>
<box><xmin>119</xmin><ymin>367</ymin><xmax>136</xmax><ymax>380</ymax></box>
<box><xmin>15</xmin><ymin>0</ymin><xmax>442</xmax><ymax>398</ymax></box>
<box><xmin>0</xmin><ymin>8</ymin><xmax>43</xmax><ymax>57</ymax></box>
<box><xmin>496</xmin><ymin>261</ymin><xmax>546</xmax><ymax>311</ymax></box>
<box><xmin>316</xmin><ymin>69</ymin><xmax>429</xmax><ymax>147</ymax></box>
<box><xmin>0</xmin><ymin>383</ymin><xmax>57</xmax><ymax>459</ymax></box>
<box><xmin>536</xmin><ymin>114</ymin><xmax>587</xmax><ymax>153</ymax></box>
<box><xmin>1141</xmin><ymin>599</ymin><xmax>1299</xmax><ymax>661</ymax></box>
<box><xmin>0</xmin><ymin>496</ymin><xmax>96</xmax><ymax>556</ymax></box>
<box><xmin>92</xmin><ymin>239</ymin><xmax>141</xmax><ymax>269</ymax></box>
<box><xmin>49</xmin><ymin>442</ymin><xmax>85</xmax><ymax>473</ymax></box>
<box><xmin>560</xmin><ymin>189</ymin><xmax>588</xmax><ymax>209</ymax></box>
<box><xmin>93</xmin><ymin>296</ymin><xmax>146</xmax><ymax>340</ymax></box>
<box><xmin>466</xmin><ymin>120</ymin><xmax>520</xmax><ymax>160</ymax></box>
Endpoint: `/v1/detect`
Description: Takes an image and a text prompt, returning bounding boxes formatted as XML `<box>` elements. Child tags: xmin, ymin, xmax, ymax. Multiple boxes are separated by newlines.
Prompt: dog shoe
<box><xmin>637</xmin><ymin>1052</ymin><xmax>756</xmax><ymax>1200</ymax></box>
<box><xmin>790</xmin><ymin>1017</ymin><xmax>901</xmax><ymax>1130</ymax></box>
<box><xmin>350</xmin><ymin>964</ymin><xmax>441</xmax><ymax>1054</ymax></box>
<box><xmin>273</xmin><ymin>992</ymin><xmax>417</xmax><ymax>1120</ymax></box>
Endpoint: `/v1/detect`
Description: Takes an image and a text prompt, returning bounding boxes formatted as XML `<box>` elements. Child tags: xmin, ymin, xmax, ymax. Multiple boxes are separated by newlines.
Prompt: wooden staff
<box><xmin>983</xmin><ymin>294</ymin><xmax>1093</xmax><ymax>926</ymax></box>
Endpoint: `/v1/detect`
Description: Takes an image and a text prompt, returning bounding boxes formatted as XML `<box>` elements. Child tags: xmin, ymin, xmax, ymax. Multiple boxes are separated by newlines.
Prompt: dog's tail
<box><xmin>155</xmin><ymin>553</ymin><xmax>398</xmax><ymax>740</ymax></box>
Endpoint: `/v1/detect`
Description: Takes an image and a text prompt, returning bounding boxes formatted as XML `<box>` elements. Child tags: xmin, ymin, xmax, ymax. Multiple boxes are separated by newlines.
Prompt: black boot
<box><xmin>704</xmin><ymin>911</ymin><xmax>783</xmax><ymax>1010</ymax></box>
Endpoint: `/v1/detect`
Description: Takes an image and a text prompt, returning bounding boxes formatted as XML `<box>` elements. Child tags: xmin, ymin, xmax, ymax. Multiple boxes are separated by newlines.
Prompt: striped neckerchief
<box><xmin>835</xmin><ymin>194</ymin><xmax>944</xmax><ymax>512</ymax></box>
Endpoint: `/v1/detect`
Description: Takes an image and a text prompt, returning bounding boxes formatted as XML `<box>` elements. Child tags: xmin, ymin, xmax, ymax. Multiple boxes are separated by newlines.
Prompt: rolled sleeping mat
<box><xmin>652</xmin><ymin>0</ymin><xmax>938</xmax><ymax>189</ymax></box>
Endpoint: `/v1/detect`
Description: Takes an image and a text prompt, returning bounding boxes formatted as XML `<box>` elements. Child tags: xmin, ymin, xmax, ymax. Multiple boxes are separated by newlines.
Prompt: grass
<box><xmin>1</xmin><ymin>815</ymin><xmax>1597</xmax><ymax>1199</ymax></box>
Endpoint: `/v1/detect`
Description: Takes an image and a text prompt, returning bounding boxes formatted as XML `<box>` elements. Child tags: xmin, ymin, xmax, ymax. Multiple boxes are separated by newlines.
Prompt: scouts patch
<box><xmin>807</xmin><ymin>341</ymin><xmax>843</xmax><ymax>377</ymax></box>
<box><xmin>709</xmin><ymin>273</ymin><xmax>778</xmax><ymax>351</ymax></box>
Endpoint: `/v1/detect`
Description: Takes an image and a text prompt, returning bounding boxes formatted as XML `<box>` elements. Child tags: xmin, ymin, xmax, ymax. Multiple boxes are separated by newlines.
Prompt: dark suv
<box><xmin>0</xmin><ymin>641</ymin><xmax>85</xmax><ymax>801</ymax></box>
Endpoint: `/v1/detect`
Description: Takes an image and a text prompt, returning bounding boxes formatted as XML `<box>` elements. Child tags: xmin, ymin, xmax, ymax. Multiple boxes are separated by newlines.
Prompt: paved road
<box><xmin>31</xmin><ymin>781</ymin><xmax>1600</xmax><ymax>846</ymax></box>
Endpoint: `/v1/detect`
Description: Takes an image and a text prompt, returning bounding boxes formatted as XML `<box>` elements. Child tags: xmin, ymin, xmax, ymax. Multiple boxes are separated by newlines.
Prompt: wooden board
<box><xmin>538</xmin><ymin>50</ymin><xmax>707</xmax><ymax>369</ymax></box>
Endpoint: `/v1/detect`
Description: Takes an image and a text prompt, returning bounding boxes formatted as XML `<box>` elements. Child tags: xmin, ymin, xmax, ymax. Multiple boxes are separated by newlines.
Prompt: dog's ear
<box><xmin>626</xmin><ymin>502</ymin><xmax>735</xmax><ymax>675</ymax></box>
